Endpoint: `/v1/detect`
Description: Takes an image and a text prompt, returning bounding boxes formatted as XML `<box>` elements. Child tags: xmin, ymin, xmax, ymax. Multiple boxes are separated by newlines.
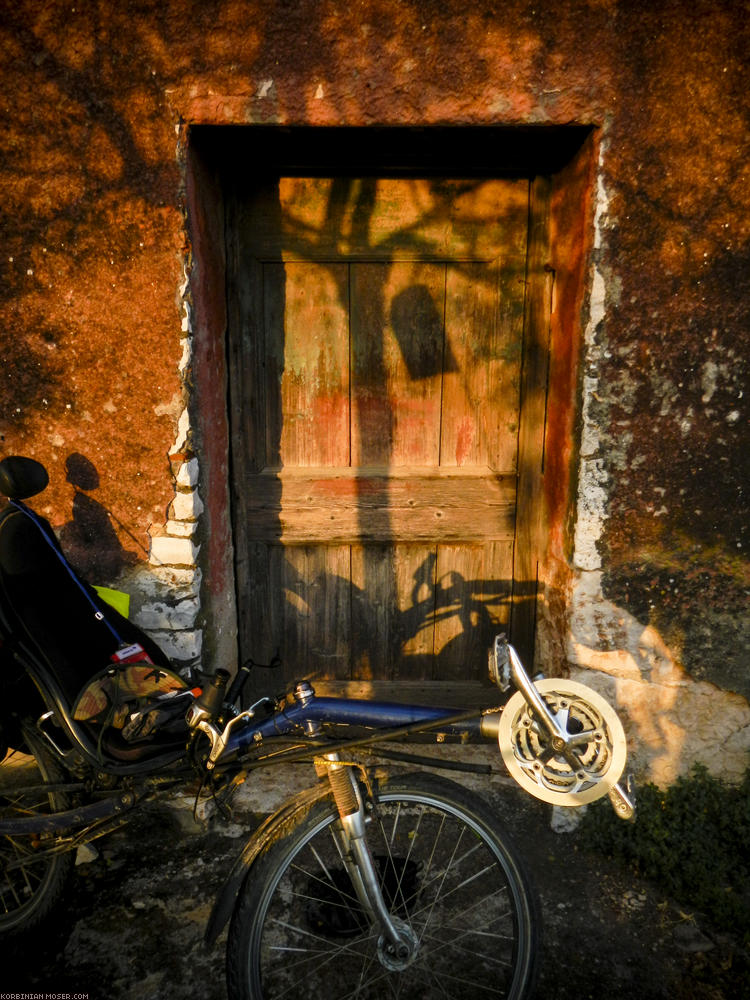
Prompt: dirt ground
<box><xmin>2</xmin><ymin>750</ymin><xmax>748</xmax><ymax>1000</ymax></box>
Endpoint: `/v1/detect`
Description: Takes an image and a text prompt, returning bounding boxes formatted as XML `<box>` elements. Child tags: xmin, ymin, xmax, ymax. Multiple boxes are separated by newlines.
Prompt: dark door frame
<box><xmin>185</xmin><ymin>125</ymin><xmax>598</xmax><ymax>686</ymax></box>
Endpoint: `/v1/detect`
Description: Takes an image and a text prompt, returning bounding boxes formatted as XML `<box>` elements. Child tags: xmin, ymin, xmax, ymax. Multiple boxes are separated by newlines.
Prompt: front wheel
<box><xmin>227</xmin><ymin>771</ymin><xmax>540</xmax><ymax>1000</ymax></box>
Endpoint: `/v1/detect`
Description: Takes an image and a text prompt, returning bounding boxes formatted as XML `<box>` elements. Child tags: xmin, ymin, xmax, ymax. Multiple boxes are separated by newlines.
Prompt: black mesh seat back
<box><xmin>0</xmin><ymin>504</ymin><xmax>171</xmax><ymax>709</ymax></box>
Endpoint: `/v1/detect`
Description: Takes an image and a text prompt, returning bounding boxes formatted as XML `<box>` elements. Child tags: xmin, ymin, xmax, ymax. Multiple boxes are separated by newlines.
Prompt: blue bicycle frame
<box><xmin>199</xmin><ymin>678</ymin><xmax>492</xmax><ymax>772</ymax></box>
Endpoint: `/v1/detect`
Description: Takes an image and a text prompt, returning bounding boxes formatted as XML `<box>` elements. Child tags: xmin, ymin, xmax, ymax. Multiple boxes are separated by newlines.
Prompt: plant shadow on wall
<box><xmin>227</xmin><ymin>169</ymin><xmax>544</xmax><ymax>688</ymax></box>
<box><xmin>602</xmin><ymin>557</ymin><xmax>750</xmax><ymax>704</ymax></box>
<box><xmin>0</xmin><ymin>326</ymin><xmax>65</xmax><ymax>437</ymax></box>
<box><xmin>0</xmin><ymin>6</ymin><xmax>194</xmax><ymax>442</ymax></box>
<box><xmin>568</xmin><ymin>568</ymin><xmax>750</xmax><ymax>789</ymax></box>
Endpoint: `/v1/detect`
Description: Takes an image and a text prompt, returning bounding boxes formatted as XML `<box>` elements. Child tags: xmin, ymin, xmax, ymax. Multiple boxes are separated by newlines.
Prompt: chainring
<box><xmin>497</xmin><ymin>679</ymin><xmax>627</xmax><ymax>806</ymax></box>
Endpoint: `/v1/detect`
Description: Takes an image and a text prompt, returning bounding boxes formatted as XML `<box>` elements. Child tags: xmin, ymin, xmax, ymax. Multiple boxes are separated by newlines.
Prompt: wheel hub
<box><xmin>378</xmin><ymin>917</ymin><xmax>419</xmax><ymax>971</ymax></box>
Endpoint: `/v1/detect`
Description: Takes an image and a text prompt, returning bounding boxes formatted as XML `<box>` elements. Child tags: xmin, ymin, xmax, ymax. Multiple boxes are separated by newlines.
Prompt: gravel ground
<box><xmin>3</xmin><ymin>752</ymin><xmax>747</xmax><ymax>1000</ymax></box>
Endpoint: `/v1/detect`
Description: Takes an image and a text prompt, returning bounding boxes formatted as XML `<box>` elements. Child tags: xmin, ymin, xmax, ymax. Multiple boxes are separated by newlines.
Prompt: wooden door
<box><xmin>226</xmin><ymin>175</ymin><xmax>544</xmax><ymax>696</ymax></box>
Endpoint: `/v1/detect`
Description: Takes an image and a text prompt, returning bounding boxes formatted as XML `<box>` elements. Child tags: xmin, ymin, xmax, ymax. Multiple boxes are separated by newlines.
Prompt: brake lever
<box><xmin>226</xmin><ymin>652</ymin><xmax>282</xmax><ymax>706</ymax></box>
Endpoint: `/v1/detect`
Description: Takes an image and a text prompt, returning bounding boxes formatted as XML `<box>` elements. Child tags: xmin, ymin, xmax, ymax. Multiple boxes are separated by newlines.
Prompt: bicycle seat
<box><xmin>0</xmin><ymin>455</ymin><xmax>49</xmax><ymax>500</ymax></box>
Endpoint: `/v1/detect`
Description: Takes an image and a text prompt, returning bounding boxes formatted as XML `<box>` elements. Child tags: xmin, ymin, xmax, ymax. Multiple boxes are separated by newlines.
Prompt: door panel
<box><xmin>228</xmin><ymin>175</ymin><xmax>536</xmax><ymax>687</ymax></box>
<box><xmin>350</xmin><ymin>543</ymin><xmax>437</xmax><ymax>681</ymax></box>
<box><xmin>267</xmin><ymin>261</ymin><xmax>350</xmax><ymax>468</ymax></box>
<box><xmin>431</xmin><ymin>540</ymin><xmax>516</xmax><ymax>682</ymax></box>
<box><xmin>281</xmin><ymin>543</ymin><xmax>352</xmax><ymax>681</ymax></box>
<box><xmin>442</xmin><ymin>261</ymin><xmax>523</xmax><ymax>470</ymax></box>
<box><xmin>351</xmin><ymin>261</ymin><xmax>446</xmax><ymax>467</ymax></box>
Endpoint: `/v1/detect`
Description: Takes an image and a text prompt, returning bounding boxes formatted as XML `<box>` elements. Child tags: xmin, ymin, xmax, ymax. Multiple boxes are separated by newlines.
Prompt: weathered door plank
<box><xmin>241</xmin><ymin>468</ymin><xmax>516</xmax><ymax>542</ymax></box>
<box><xmin>350</xmin><ymin>543</ymin><xmax>437</xmax><ymax>681</ymax></box>
<box><xmin>512</xmin><ymin>176</ymin><xmax>554</xmax><ymax>667</ymax></box>
<box><xmin>266</xmin><ymin>261</ymin><xmax>350</xmax><ymax>468</ymax></box>
<box><xmin>351</xmin><ymin>261</ymin><xmax>447</xmax><ymax>467</ymax></box>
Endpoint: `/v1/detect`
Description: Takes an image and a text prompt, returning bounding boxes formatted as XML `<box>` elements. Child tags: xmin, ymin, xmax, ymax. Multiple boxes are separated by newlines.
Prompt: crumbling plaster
<box><xmin>566</xmin><ymin>147</ymin><xmax>749</xmax><ymax>785</ymax></box>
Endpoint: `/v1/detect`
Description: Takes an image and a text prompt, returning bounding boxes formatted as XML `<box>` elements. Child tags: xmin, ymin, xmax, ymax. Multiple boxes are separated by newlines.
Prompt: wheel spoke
<box><xmin>290</xmin><ymin>861</ymin><xmax>362</xmax><ymax>907</ymax></box>
<box><xmin>408</xmin><ymin>856</ymin><xmax>497</xmax><ymax>921</ymax></box>
<box><xmin>418</xmin><ymin>924</ymin><xmax>516</xmax><ymax>969</ymax></box>
<box><xmin>411</xmin><ymin>823</ymin><xmax>466</xmax><ymax>945</ymax></box>
<box><xmin>415</xmin><ymin>889</ymin><xmax>514</xmax><ymax>939</ymax></box>
<box><xmin>263</xmin><ymin>918</ymin><xmax>378</xmax><ymax>999</ymax></box>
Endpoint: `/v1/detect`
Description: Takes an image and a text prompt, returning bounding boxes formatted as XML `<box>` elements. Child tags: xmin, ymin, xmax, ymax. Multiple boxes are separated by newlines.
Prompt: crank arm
<box><xmin>491</xmin><ymin>635</ymin><xmax>568</xmax><ymax>746</ymax></box>
<box><xmin>608</xmin><ymin>775</ymin><xmax>636</xmax><ymax>821</ymax></box>
<box><xmin>506</xmin><ymin>644</ymin><xmax>569</xmax><ymax>746</ymax></box>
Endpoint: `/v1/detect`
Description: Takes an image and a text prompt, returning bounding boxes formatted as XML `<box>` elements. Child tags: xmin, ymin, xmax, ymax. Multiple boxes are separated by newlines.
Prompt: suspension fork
<box><xmin>321</xmin><ymin>754</ymin><xmax>414</xmax><ymax>961</ymax></box>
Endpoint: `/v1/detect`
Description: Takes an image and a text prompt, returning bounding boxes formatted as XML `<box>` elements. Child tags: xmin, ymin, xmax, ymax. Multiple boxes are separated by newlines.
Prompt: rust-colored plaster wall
<box><xmin>1</xmin><ymin>1</ymin><xmax>186</xmax><ymax>572</ymax></box>
<box><xmin>1</xmin><ymin>0</ymin><xmax>747</xmax><ymax>776</ymax></box>
<box><xmin>593</xmin><ymin>7</ymin><xmax>749</xmax><ymax>700</ymax></box>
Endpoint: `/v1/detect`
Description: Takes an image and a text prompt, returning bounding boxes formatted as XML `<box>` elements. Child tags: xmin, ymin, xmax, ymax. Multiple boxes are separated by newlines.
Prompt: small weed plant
<box><xmin>581</xmin><ymin>763</ymin><xmax>750</xmax><ymax>935</ymax></box>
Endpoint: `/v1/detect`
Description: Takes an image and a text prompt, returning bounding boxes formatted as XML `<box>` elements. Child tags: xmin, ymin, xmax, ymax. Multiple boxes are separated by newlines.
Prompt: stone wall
<box><xmin>1</xmin><ymin>0</ymin><xmax>747</xmax><ymax>784</ymax></box>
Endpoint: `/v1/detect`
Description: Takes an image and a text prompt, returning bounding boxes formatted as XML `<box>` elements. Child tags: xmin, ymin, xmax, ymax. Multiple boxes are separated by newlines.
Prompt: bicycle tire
<box><xmin>0</xmin><ymin>725</ymin><xmax>73</xmax><ymax>936</ymax></box>
<box><xmin>227</xmin><ymin>770</ymin><xmax>540</xmax><ymax>1000</ymax></box>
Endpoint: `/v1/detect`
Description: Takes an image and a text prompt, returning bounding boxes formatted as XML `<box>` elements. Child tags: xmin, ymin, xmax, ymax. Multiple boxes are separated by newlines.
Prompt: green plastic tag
<box><xmin>93</xmin><ymin>585</ymin><xmax>130</xmax><ymax>619</ymax></box>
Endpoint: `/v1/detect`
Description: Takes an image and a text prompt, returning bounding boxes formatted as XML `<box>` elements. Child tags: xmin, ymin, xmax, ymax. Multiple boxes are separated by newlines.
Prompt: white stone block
<box><xmin>128</xmin><ymin>565</ymin><xmax>201</xmax><ymax>599</ymax></box>
<box><xmin>170</xmin><ymin>489</ymin><xmax>203</xmax><ymax>521</ymax></box>
<box><xmin>75</xmin><ymin>844</ymin><xmax>99</xmax><ymax>865</ymax></box>
<box><xmin>150</xmin><ymin>534</ymin><xmax>199</xmax><ymax>567</ymax></box>
<box><xmin>178</xmin><ymin>336</ymin><xmax>193</xmax><ymax>374</ymax></box>
<box><xmin>176</xmin><ymin>458</ymin><xmax>199</xmax><ymax>488</ymax></box>
<box><xmin>573</xmin><ymin>458</ymin><xmax>608</xmax><ymax>571</ymax></box>
<box><xmin>166</xmin><ymin>520</ymin><xmax>198</xmax><ymax>537</ymax></box>
<box><xmin>147</xmin><ymin>565</ymin><xmax>202</xmax><ymax>595</ymax></box>
<box><xmin>580</xmin><ymin>375</ymin><xmax>600</xmax><ymax>458</ymax></box>
<box><xmin>551</xmin><ymin>805</ymin><xmax>585</xmax><ymax>833</ymax></box>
